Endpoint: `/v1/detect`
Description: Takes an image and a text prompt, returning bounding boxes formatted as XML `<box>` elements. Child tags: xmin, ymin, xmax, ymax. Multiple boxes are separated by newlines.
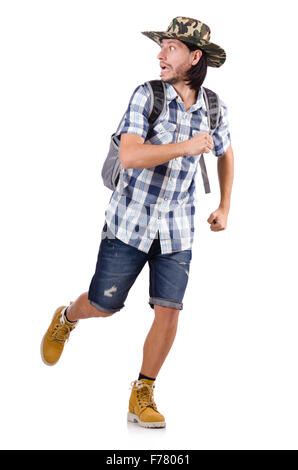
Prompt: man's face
<box><xmin>157</xmin><ymin>38</ymin><xmax>201</xmax><ymax>85</ymax></box>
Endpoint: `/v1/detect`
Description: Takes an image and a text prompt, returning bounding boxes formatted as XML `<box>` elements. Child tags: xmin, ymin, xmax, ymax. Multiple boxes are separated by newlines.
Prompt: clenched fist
<box><xmin>185</xmin><ymin>132</ymin><xmax>214</xmax><ymax>156</ymax></box>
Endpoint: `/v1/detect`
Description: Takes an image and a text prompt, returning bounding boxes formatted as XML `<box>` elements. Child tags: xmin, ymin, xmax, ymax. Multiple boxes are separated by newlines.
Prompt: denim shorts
<box><xmin>88</xmin><ymin>222</ymin><xmax>192</xmax><ymax>314</ymax></box>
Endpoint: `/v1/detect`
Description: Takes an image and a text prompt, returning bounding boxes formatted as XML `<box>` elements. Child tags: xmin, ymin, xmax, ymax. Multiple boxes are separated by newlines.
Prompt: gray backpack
<box><xmin>101</xmin><ymin>79</ymin><xmax>220</xmax><ymax>194</ymax></box>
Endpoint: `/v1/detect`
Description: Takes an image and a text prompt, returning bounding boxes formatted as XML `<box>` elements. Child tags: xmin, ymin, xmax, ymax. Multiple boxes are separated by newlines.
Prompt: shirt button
<box><xmin>164</xmin><ymin>197</ymin><xmax>168</xmax><ymax>200</ymax></box>
<box><xmin>158</xmin><ymin>216</ymin><xmax>161</xmax><ymax>219</ymax></box>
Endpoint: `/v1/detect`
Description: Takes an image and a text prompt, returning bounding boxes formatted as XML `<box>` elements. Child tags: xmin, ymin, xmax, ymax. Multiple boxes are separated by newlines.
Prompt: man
<box><xmin>41</xmin><ymin>16</ymin><xmax>234</xmax><ymax>429</ymax></box>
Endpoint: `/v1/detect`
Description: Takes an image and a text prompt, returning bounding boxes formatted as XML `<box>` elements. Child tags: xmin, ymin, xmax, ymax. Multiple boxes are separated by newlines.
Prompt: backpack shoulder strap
<box><xmin>145</xmin><ymin>80</ymin><xmax>167</xmax><ymax>128</ymax></box>
<box><xmin>202</xmin><ymin>86</ymin><xmax>220</xmax><ymax>135</ymax></box>
<box><xmin>197</xmin><ymin>87</ymin><xmax>221</xmax><ymax>194</ymax></box>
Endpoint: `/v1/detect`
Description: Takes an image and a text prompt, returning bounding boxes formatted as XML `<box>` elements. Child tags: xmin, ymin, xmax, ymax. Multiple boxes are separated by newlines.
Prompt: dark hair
<box><xmin>180</xmin><ymin>40</ymin><xmax>208</xmax><ymax>92</ymax></box>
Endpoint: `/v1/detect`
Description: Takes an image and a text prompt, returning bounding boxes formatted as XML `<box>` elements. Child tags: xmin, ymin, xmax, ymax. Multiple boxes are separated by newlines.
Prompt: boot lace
<box><xmin>130</xmin><ymin>380</ymin><xmax>158</xmax><ymax>412</ymax></box>
<box><xmin>50</xmin><ymin>312</ymin><xmax>75</xmax><ymax>344</ymax></box>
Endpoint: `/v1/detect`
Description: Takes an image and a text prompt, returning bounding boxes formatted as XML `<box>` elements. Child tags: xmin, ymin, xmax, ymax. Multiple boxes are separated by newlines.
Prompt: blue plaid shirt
<box><xmin>104</xmin><ymin>81</ymin><xmax>231</xmax><ymax>254</ymax></box>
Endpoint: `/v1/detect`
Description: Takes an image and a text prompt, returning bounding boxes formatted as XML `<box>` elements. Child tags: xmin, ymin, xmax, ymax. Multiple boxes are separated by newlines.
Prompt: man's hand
<box><xmin>185</xmin><ymin>132</ymin><xmax>214</xmax><ymax>156</ymax></box>
<box><xmin>207</xmin><ymin>207</ymin><xmax>229</xmax><ymax>232</ymax></box>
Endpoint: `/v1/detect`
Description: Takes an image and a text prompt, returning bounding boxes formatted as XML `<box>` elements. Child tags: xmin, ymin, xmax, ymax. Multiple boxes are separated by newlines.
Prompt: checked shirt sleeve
<box><xmin>118</xmin><ymin>84</ymin><xmax>151</xmax><ymax>140</ymax></box>
<box><xmin>212</xmin><ymin>99</ymin><xmax>232</xmax><ymax>157</ymax></box>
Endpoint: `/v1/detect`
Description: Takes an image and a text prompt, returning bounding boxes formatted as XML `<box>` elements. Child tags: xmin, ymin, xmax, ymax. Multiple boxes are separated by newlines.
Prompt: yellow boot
<box><xmin>41</xmin><ymin>304</ymin><xmax>77</xmax><ymax>366</ymax></box>
<box><xmin>127</xmin><ymin>379</ymin><xmax>166</xmax><ymax>428</ymax></box>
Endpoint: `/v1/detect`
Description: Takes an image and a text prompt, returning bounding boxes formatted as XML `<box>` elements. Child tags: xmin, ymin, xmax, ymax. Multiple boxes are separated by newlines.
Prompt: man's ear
<box><xmin>192</xmin><ymin>49</ymin><xmax>202</xmax><ymax>66</ymax></box>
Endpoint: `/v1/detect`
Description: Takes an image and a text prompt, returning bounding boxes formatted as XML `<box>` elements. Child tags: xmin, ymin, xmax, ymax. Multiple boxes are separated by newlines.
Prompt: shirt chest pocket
<box><xmin>192</xmin><ymin>122</ymin><xmax>209</xmax><ymax>137</ymax></box>
<box><xmin>148</xmin><ymin>120</ymin><xmax>177</xmax><ymax>145</ymax></box>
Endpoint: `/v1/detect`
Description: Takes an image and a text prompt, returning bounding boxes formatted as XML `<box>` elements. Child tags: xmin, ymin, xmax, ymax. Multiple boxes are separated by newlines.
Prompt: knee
<box><xmin>94</xmin><ymin>311</ymin><xmax>115</xmax><ymax>318</ymax></box>
<box><xmin>86</xmin><ymin>299</ymin><xmax>116</xmax><ymax>318</ymax></box>
<box><xmin>154</xmin><ymin>305</ymin><xmax>180</xmax><ymax>328</ymax></box>
<box><xmin>100</xmin><ymin>311</ymin><xmax>115</xmax><ymax>317</ymax></box>
<box><xmin>89</xmin><ymin>306</ymin><xmax>116</xmax><ymax>318</ymax></box>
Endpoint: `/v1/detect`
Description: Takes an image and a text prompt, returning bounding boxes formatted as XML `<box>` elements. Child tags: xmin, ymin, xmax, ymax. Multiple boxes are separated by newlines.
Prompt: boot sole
<box><xmin>127</xmin><ymin>412</ymin><xmax>166</xmax><ymax>428</ymax></box>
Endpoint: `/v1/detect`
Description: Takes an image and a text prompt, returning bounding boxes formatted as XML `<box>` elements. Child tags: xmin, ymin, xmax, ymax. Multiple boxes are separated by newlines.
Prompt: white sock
<box><xmin>64</xmin><ymin>306</ymin><xmax>77</xmax><ymax>324</ymax></box>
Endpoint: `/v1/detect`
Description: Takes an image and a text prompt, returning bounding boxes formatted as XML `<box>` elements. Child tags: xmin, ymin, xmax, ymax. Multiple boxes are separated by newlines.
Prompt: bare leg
<box><xmin>66</xmin><ymin>292</ymin><xmax>114</xmax><ymax>321</ymax></box>
<box><xmin>140</xmin><ymin>306</ymin><xmax>180</xmax><ymax>378</ymax></box>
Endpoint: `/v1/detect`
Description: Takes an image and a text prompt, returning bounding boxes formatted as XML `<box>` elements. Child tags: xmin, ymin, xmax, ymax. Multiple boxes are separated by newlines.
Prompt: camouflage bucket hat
<box><xmin>141</xmin><ymin>16</ymin><xmax>226</xmax><ymax>68</ymax></box>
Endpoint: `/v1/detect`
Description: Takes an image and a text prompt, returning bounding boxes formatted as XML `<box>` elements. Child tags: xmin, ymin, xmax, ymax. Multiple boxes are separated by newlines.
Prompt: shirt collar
<box><xmin>164</xmin><ymin>82</ymin><xmax>204</xmax><ymax>111</ymax></box>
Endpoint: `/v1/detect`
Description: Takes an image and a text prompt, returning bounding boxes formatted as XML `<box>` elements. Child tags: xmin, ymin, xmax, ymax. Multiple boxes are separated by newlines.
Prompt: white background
<box><xmin>1</xmin><ymin>0</ymin><xmax>297</xmax><ymax>450</ymax></box>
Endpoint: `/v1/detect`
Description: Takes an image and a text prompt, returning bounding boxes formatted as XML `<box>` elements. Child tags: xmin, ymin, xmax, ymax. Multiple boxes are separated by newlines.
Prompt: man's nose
<box><xmin>157</xmin><ymin>49</ymin><xmax>166</xmax><ymax>60</ymax></box>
